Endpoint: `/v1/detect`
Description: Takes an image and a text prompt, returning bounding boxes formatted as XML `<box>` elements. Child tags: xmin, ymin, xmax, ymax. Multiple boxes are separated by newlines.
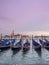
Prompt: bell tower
<box><xmin>12</xmin><ymin>30</ymin><xmax>14</xmax><ymax>36</ymax></box>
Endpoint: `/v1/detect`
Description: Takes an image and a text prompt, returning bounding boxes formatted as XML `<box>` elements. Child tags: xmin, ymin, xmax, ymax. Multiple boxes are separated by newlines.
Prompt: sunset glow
<box><xmin>21</xmin><ymin>31</ymin><xmax>49</xmax><ymax>36</ymax></box>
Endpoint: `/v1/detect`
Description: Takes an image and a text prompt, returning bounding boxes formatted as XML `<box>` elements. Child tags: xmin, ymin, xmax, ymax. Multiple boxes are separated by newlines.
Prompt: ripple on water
<box><xmin>0</xmin><ymin>43</ymin><xmax>49</xmax><ymax>64</ymax></box>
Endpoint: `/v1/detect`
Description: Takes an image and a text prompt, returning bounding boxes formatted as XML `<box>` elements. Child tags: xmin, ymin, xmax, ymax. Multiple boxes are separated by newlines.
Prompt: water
<box><xmin>0</xmin><ymin>40</ymin><xmax>49</xmax><ymax>65</ymax></box>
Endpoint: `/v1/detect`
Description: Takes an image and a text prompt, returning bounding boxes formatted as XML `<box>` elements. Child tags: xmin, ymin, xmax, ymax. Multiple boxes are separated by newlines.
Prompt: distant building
<box><xmin>4</xmin><ymin>35</ymin><xmax>10</xmax><ymax>39</ymax></box>
<box><xmin>34</xmin><ymin>35</ymin><xmax>49</xmax><ymax>39</ymax></box>
<box><xmin>14</xmin><ymin>34</ymin><xmax>22</xmax><ymax>39</ymax></box>
<box><xmin>21</xmin><ymin>35</ymin><xmax>30</xmax><ymax>39</ymax></box>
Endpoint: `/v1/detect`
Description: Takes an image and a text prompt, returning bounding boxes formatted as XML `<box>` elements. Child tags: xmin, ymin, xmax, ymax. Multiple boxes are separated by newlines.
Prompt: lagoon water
<box><xmin>0</xmin><ymin>39</ymin><xmax>49</xmax><ymax>65</ymax></box>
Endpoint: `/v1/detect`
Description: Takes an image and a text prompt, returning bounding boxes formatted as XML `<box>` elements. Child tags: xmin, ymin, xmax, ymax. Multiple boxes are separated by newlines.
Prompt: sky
<box><xmin>0</xmin><ymin>0</ymin><xmax>49</xmax><ymax>35</ymax></box>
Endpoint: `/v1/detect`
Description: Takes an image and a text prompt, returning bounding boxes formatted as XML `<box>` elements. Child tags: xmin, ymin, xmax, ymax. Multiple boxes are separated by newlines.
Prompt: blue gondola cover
<box><xmin>11</xmin><ymin>39</ymin><xmax>15</xmax><ymax>45</ymax></box>
<box><xmin>0</xmin><ymin>39</ymin><xmax>10</xmax><ymax>47</ymax></box>
<box><xmin>15</xmin><ymin>39</ymin><xmax>22</xmax><ymax>47</ymax></box>
<box><xmin>4</xmin><ymin>39</ymin><xmax>10</xmax><ymax>46</ymax></box>
<box><xmin>24</xmin><ymin>40</ymin><xmax>30</xmax><ymax>47</ymax></box>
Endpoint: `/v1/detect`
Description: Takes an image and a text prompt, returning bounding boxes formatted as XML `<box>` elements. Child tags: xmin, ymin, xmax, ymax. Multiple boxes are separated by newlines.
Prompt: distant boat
<box><xmin>32</xmin><ymin>39</ymin><xmax>41</xmax><ymax>51</ymax></box>
<box><xmin>11</xmin><ymin>39</ymin><xmax>22</xmax><ymax>50</ymax></box>
<box><xmin>0</xmin><ymin>39</ymin><xmax>10</xmax><ymax>50</ymax></box>
<box><xmin>39</xmin><ymin>39</ymin><xmax>49</xmax><ymax>49</ymax></box>
<box><xmin>23</xmin><ymin>39</ymin><xmax>30</xmax><ymax>51</ymax></box>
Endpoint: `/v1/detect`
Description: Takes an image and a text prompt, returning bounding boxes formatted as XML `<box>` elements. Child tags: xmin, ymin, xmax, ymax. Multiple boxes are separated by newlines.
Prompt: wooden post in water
<box><xmin>32</xmin><ymin>35</ymin><xmax>33</xmax><ymax>49</ymax></box>
<box><xmin>41</xmin><ymin>35</ymin><xmax>44</xmax><ymax>48</ymax></box>
<box><xmin>10</xmin><ymin>35</ymin><xmax>12</xmax><ymax>49</ymax></box>
<box><xmin>21</xmin><ymin>35</ymin><xmax>23</xmax><ymax>50</ymax></box>
<box><xmin>1</xmin><ymin>33</ymin><xmax>2</xmax><ymax>40</ymax></box>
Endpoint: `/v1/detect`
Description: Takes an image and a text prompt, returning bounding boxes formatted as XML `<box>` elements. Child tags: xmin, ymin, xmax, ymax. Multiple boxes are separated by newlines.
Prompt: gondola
<box><xmin>39</xmin><ymin>39</ymin><xmax>44</xmax><ymax>44</ymax></box>
<box><xmin>23</xmin><ymin>39</ymin><xmax>30</xmax><ymax>51</ymax></box>
<box><xmin>44</xmin><ymin>39</ymin><xmax>49</xmax><ymax>49</ymax></box>
<box><xmin>45</xmin><ymin>39</ymin><xmax>49</xmax><ymax>43</ymax></box>
<box><xmin>39</xmin><ymin>39</ymin><xmax>49</xmax><ymax>49</ymax></box>
<box><xmin>11</xmin><ymin>39</ymin><xmax>22</xmax><ymax>50</ymax></box>
<box><xmin>32</xmin><ymin>39</ymin><xmax>41</xmax><ymax>51</ymax></box>
<box><xmin>0</xmin><ymin>39</ymin><xmax>10</xmax><ymax>50</ymax></box>
<box><xmin>39</xmin><ymin>39</ymin><xmax>46</xmax><ymax>47</ymax></box>
<box><xmin>39</xmin><ymin>39</ymin><xmax>44</xmax><ymax>47</ymax></box>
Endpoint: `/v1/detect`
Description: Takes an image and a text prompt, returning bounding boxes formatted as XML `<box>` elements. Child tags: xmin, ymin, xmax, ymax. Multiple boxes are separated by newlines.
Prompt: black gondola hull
<box><xmin>23</xmin><ymin>46</ymin><xmax>30</xmax><ymax>51</ymax></box>
<box><xmin>32</xmin><ymin>39</ymin><xmax>41</xmax><ymax>51</ymax></box>
<box><xmin>39</xmin><ymin>39</ymin><xmax>49</xmax><ymax>49</ymax></box>
<box><xmin>44</xmin><ymin>46</ymin><xmax>49</xmax><ymax>50</ymax></box>
<box><xmin>0</xmin><ymin>46</ymin><xmax>10</xmax><ymax>50</ymax></box>
<box><xmin>33</xmin><ymin>46</ymin><xmax>41</xmax><ymax>51</ymax></box>
<box><xmin>11</xmin><ymin>46</ymin><xmax>21</xmax><ymax>50</ymax></box>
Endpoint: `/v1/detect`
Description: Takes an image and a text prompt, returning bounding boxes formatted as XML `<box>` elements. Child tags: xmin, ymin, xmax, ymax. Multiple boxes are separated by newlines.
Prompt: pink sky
<box><xmin>0</xmin><ymin>0</ymin><xmax>49</xmax><ymax>35</ymax></box>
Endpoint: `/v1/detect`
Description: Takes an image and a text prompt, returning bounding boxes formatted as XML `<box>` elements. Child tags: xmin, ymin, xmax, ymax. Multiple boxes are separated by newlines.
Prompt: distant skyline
<box><xmin>0</xmin><ymin>0</ymin><xmax>49</xmax><ymax>35</ymax></box>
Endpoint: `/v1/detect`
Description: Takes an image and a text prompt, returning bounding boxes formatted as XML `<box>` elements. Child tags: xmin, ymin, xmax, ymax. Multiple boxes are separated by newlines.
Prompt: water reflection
<box><xmin>0</xmin><ymin>49</ymin><xmax>10</xmax><ymax>56</ymax></box>
<box><xmin>22</xmin><ymin>49</ymin><xmax>30</xmax><ymax>57</ymax></box>
<box><xmin>35</xmin><ymin>50</ymin><xmax>41</xmax><ymax>57</ymax></box>
<box><xmin>0</xmin><ymin>48</ymin><xmax>9</xmax><ymax>52</ymax></box>
<box><xmin>0</xmin><ymin>39</ymin><xmax>49</xmax><ymax>64</ymax></box>
<box><xmin>12</xmin><ymin>49</ymin><xmax>21</xmax><ymax>56</ymax></box>
<box><xmin>45</xmin><ymin>48</ymin><xmax>49</xmax><ymax>51</ymax></box>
